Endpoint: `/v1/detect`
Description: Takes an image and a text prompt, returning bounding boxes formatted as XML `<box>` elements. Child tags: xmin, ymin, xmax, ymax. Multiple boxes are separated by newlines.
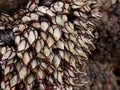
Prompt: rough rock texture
<box><xmin>0</xmin><ymin>0</ymin><xmax>29</xmax><ymax>13</ymax></box>
<box><xmin>90</xmin><ymin>0</ymin><xmax>120</xmax><ymax>89</ymax></box>
<box><xmin>87</xmin><ymin>61</ymin><xmax>118</xmax><ymax>90</ymax></box>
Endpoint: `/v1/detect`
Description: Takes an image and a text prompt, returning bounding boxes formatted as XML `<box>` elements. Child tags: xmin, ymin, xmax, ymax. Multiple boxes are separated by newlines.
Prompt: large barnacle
<box><xmin>0</xmin><ymin>0</ymin><xmax>100</xmax><ymax>90</ymax></box>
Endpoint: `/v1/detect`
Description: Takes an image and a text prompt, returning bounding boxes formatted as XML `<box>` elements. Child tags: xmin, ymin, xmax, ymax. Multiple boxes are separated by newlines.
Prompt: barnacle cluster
<box><xmin>0</xmin><ymin>0</ymin><xmax>100</xmax><ymax>90</ymax></box>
